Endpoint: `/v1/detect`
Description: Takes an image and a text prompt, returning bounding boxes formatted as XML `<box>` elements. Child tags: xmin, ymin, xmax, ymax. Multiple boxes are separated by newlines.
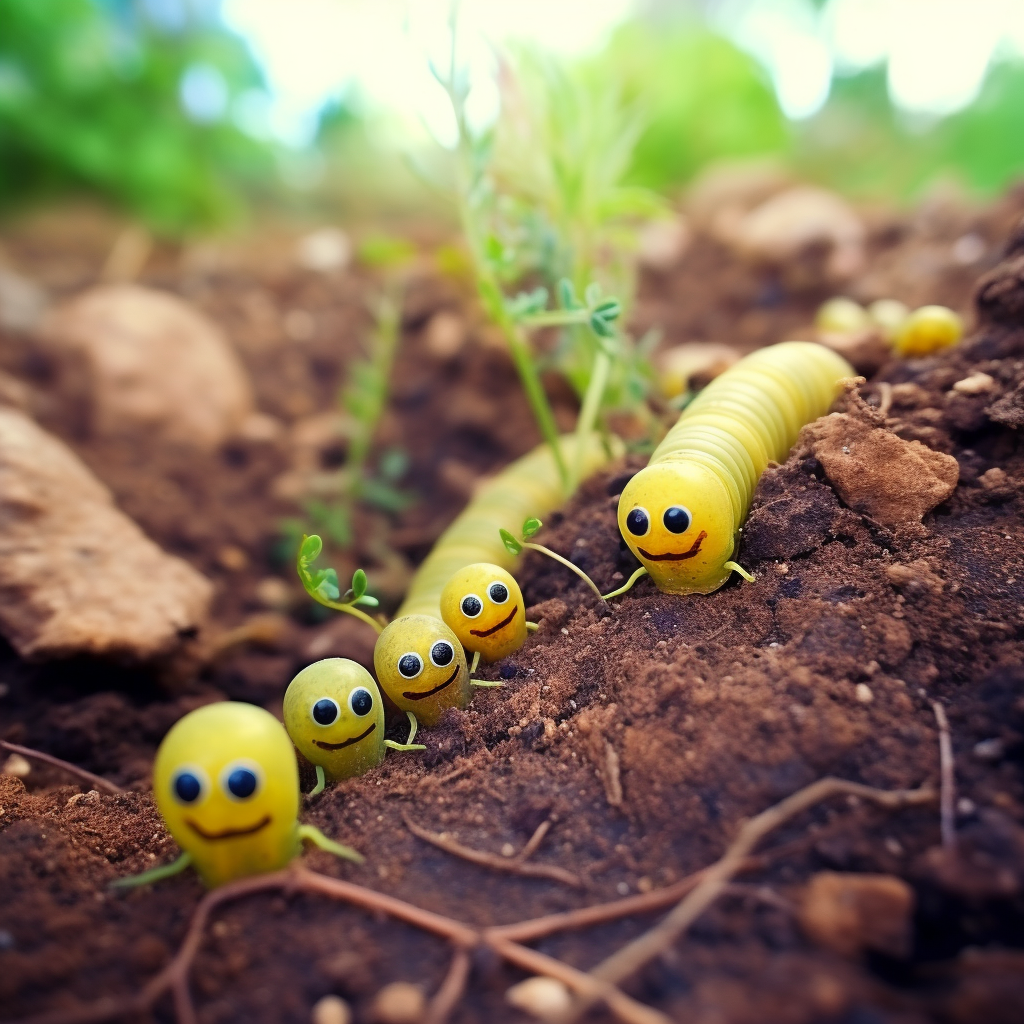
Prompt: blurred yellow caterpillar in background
<box><xmin>617</xmin><ymin>341</ymin><xmax>853</xmax><ymax>596</ymax></box>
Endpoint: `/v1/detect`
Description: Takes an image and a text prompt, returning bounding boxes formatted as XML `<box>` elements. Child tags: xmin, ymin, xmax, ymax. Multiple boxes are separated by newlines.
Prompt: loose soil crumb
<box><xmin>2</xmin><ymin>190</ymin><xmax>1024</xmax><ymax>1024</ymax></box>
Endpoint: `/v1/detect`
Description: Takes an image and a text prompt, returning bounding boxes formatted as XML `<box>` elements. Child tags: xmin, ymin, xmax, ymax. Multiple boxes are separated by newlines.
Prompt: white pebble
<box><xmin>854</xmin><ymin>683</ymin><xmax>873</xmax><ymax>704</ymax></box>
<box><xmin>2</xmin><ymin>754</ymin><xmax>31</xmax><ymax>778</ymax></box>
<box><xmin>311</xmin><ymin>995</ymin><xmax>352</xmax><ymax>1024</ymax></box>
<box><xmin>973</xmin><ymin>737</ymin><xmax>1005</xmax><ymax>761</ymax></box>
<box><xmin>506</xmin><ymin>977</ymin><xmax>572</xmax><ymax>1018</ymax></box>
<box><xmin>371</xmin><ymin>982</ymin><xmax>425</xmax><ymax>1024</ymax></box>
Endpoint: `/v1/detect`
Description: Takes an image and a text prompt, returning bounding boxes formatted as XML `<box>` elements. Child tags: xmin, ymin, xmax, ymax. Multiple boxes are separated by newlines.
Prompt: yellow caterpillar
<box><xmin>617</xmin><ymin>341</ymin><xmax>853</xmax><ymax>596</ymax></box>
<box><xmin>374</xmin><ymin>435</ymin><xmax>620</xmax><ymax>713</ymax></box>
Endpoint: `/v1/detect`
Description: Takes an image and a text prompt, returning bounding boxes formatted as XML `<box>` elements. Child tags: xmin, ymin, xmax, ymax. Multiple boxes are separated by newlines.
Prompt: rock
<box><xmin>799</xmin><ymin>871</ymin><xmax>914</xmax><ymax>958</ymax></box>
<box><xmin>506</xmin><ymin>976</ymin><xmax>573</xmax><ymax>1018</ymax></box>
<box><xmin>733</xmin><ymin>186</ymin><xmax>866</xmax><ymax>281</ymax></box>
<box><xmin>637</xmin><ymin>216</ymin><xmax>691</xmax><ymax>271</ymax></box>
<box><xmin>297</xmin><ymin>228</ymin><xmax>351</xmax><ymax>273</ymax></box>
<box><xmin>0</xmin><ymin>408</ymin><xmax>211</xmax><ymax>659</ymax></box>
<box><xmin>885</xmin><ymin>560</ymin><xmax>944</xmax><ymax>598</ymax></box>
<box><xmin>2</xmin><ymin>753</ymin><xmax>31</xmax><ymax>778</ymax></box>
<box><xmin>311</xmin><ymin>994</ymin><xmax>352</xmax><ymax>1024</ymax></box>
<box><xmin>40</xmin><ymin>285</ymin><xmax>253</xmax><ymax>449</ymax></box>
<box><xmin>370</xmin><ymin>982</ymin><xmax>425</xmax><ymax>1024</ymax></box>
<box><xmin>0</xmin><ymin>269</ymin><xmax>48</xmax><ymax>331</ymax></box>
<box><xmin>803</xmin><ymin>413</ymin><xmax>959</xmax><ymax>528</ymax></box>
<box><xmin>987</xmin><ymin>382</ymin><xmax>1024</xmax><ymax>429</ymax></box>
<box><xmin>952</xmin><ymin>372</ymin><xmax>996</xmax><ymax>395</ymax></box>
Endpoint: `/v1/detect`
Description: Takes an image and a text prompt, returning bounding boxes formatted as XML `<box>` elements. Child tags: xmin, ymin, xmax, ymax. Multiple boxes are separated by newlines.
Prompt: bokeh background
<box><xmin>3</xmin><ymin>0</ymin><xmax>1023</xmax><ymax>236</ymax></box>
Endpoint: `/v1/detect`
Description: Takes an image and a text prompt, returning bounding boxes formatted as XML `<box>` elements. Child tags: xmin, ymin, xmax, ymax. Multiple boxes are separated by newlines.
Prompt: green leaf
<box><xmin>557</xmin><ymin>278</ymin><xmax>581</xmax><ymax>310</ymax></box>
<box><xmin>300</xmin><ymin>534</ymin><xmax>323</xmax><ymax>564</ymax></box>
<box><xmin>590</xmin><ymin>309</ymin><xmax>617</xmax><ymax>338</ymax></box>
<box><xmin>522</xmin><ymin>517</ymin><xmax>543</xmax><ymax>538</ymax></box>
<box><xmin>354</xmin><ymin>594</ymin><xmax>379</xmax><ymax>608</ymax></box>
<box><xmin>593</xmin><ymin>298</ymin><xmax>622</xmax><ymax>320</ymax></box>
<box><xmin>584</xmin><ymin>281</ymin><xmax>603</xmax><ymax>307</ymax></box>
<box><xmin>499</xmin><ymin>528</ymin><xmax>523</xmax><ymax>556</ymax></box>
<box><xmin>351</xmin><ymin>568</ymin><xmax>367</xmax><ymax>600</ymax></box>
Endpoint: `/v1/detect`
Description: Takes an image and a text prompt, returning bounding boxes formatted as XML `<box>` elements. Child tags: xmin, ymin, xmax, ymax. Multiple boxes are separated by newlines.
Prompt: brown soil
<box><xmin>2</xmin><ymin>187</ymin><xmax>1024</xmax><ymax>1024</ymax></box>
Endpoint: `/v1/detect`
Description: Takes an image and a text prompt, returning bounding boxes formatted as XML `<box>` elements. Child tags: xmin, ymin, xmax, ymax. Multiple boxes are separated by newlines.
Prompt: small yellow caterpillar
<box><xmin>617</xmin><ymin>341</ymin><xmax>853</xmax><ymax>595</ymax></box>
<box><xmin>373</xmin><ymin>435</ymin><xmax>620</xmax><ymax>711</ymax></box>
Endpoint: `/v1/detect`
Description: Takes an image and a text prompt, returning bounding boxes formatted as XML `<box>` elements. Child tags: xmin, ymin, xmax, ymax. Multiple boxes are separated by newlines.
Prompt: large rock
<box><xmin>0</xmin><ymin>408</ymin><xmax>212</xmax><ymax>659</ymax></box>
<box><xmin>41</xmin><ymin>285</ymin><xmax>253</xmax><ymax>448</ymax></box>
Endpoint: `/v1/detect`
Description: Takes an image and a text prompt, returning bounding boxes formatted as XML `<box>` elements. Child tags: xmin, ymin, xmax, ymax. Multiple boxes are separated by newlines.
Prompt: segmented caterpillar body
<box><xmin>397</xmin><ymin>434</ymin><xmax>620</xmax><ymax>619</ymax></box>
<box><xmin>617</xmin><ymin>341</ymin><xmax>853</xmax><ymax>596</ymax></box>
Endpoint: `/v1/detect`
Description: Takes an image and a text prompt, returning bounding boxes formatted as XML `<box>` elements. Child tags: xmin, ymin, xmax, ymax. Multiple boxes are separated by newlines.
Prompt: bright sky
<box><xmin>212</xmin><ymin>0</ymin><xmax>1024</xmax><ymax>144</ymax></box>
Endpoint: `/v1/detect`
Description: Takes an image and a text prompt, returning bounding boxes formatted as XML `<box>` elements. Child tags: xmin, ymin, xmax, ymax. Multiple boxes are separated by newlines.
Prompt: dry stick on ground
<box><xmin>0</xmin><ymin>740</ymin><xmax>123</xmax><ymax>795</ymax></box>
<box><xmin>514</xmin><ymin>818</ymin><xmax>552</xmax><ymax>863</ymax></box>
<box><xmin>403</xmin><ymin>813</ymin><xmax>583</xmax><ymax>888</ymax></box>
<box><xmin>552</xmin><ymin>778</ymin><xmax>937</xmax><ymax>1024</ymax></box>
<box><xmin>17</xmin><ymin>865</ymin><xmax>661</xmax><ymax>1024</ymax></box>
<box><xmin>932</xmin><ymin>702</ymin><xmax>957</xmax><ymax>850</ymax></box>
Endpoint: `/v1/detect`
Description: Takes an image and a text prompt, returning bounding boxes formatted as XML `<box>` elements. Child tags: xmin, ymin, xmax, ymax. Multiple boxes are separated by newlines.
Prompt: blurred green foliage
<box><xmin>594</xmin><ymin>23</ymin><xmax>790</xmax><ymax>193</ymax></box>
<box><xmin>0</xmin><ymin>0</ymin><xmax>273</xmax><ymax>234</ymax></box>
<box><xmin>796</xmin><ymin>61</ymin><xmax>1024</xmax><ymax>201</ymax></box>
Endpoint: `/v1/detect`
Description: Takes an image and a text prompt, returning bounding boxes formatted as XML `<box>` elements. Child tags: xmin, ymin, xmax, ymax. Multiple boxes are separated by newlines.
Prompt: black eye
<box><xmin>663</xmin><ymin>506</ymin><xmax>692</xmax><ymax>534</ymax></box>
<box><xmin>398</xmin><ymin>653</ymin><xmax>422</xmax><ymax>678</ymax></box>
<box><xmin>460</xmin><ymin>595</ymin><xmax>482</xmax><ymax>618</ymax></box>
<box><xmin>312</xmin><ymin>698</ymin><xmax>339</xmax><ymax>726</ymax></box>
<box><xmin>349</xmin><ymin>687</ymin><xmax>373</xmax><ymax>716</ymax></box>
<box><xmin>626</xmin><ymin>508</ymin><xmax>650</xmax><ymax>536</ymax></box>
<box><xmin>172</xmin><ymin>770</ymin><xmax>203</xmax><ymax>804</ymax></box>
<box><xmin>430</xmin><ymin>641</ymin><xmax>454</xmax><ymax>667</ymax></box>
<box><xmin>488</xmin><ymin>582</ymin><xmax>509</xmax><ymax>604</ymax></box>
<box><xmin>225</xmin><ymin>767</ymin><xmax>258</xmax><ymax>800</ymax></box>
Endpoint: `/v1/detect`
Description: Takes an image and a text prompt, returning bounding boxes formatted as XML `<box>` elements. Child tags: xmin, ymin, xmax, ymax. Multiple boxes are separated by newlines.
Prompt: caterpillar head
<box><xmin>152</xmin><ymin>702</ymin><xmax>299</xmax><ymax>888</ymax></box>
<box><xmin>439</xmin><ymin>563</ymin><xmax>527</xmax><ymax>663</ymax></box>
<box><xmin>374</xmin><ymin>615</ymin><xmax>471</xmax><ymax>727</ymax></box>
<box><xmin>283</xmin><ymin>658</ymin><xmax>385</xmax><ymax>782</ymax></box>
<box><xmin>617</xmin><ymin>462</ymin><xmax>736</xmax><ymax>595</ymax></box>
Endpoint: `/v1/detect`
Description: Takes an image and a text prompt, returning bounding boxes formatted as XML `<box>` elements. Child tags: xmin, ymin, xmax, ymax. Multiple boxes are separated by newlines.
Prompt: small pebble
<box><xmin>855</xmin><ymin>684</ymin><xmax>873</xmax><ymax>704</ymax></box>
<box><xmin>255</xmin><ymin>577</ymin><xmax>292</xmax><ymax>610</ymax></box>
<box><xmin>506</xmin><ymin>976</ymin><xmax>572</xmax><ymax>1018</ymax></box>
<box><xmin>2</xmin><ymin>753</ymin><xmax>31</xmax><ymax>778</ymax></box>
<box><xmin>216</xmin><ymin>545</ymin><xmax>249</xmax><ymax>572</ymax></box>
<box><xmin>501</xmin><ymin>843</ymin><xmax>516</xmax><ymax>858</ymax></box>
<box><xmin>371</xmin><ymin>982</ymin><xmax>425</xmax><ymax>1024</ymax></box>
<box><xmin>957</xmin><ymin>797</ymin><xmax>976</xmax><ymax>817</ymax></box>
<box><xmin>616</xmin><ymin>881</ymin><xmax>630</xmax><ymax>895</ymax></box>
<box><xmin>973</xmin><ymin>737</ymin><xmax>1005</xmax><ymax>761</ymax></box>
<box><xmin>311</xmin><ymin>995</ymin><xmax>352</xmax><ymax>1024</ymax></box>
<box><xmin>952</xmin><ymin>372</ymin><xmax>995</xmax><ymax>395</ymax></box>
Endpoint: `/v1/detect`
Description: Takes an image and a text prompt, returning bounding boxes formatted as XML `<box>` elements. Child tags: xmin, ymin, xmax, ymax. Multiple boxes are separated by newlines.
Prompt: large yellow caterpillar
<box><xmin>374</xmin><ymin>435</ymin><xmax>620</xmax><ymax>719</ymax></box>
<box><xmin>617</xmin><ymin>341</ymin><xmax>853</xmax><ymax>595</ymax></box>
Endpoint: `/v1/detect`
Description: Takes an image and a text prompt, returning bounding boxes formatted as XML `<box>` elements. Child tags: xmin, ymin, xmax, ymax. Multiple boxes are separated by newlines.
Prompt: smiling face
<box><xmin>152</xmin><ymin>702</ymin><xmax>300</xmax><ymax>888</ymax></box>
<box><xmin>617</xmin><ymin>462</ymin><xmax>737</xmax><ymax>595</ymax></box>
<box><xmin>283</xmin><ymin>658</ymin><xmax>385</xmax><ymax>781</ymax></box>
<box><xmin>439</xmin><ymin>563</ymin><xmax>527</xmax><ymax>663</ymax></box>
<box><xmin>373</xmin><ymin>615</ymin><xmax>471</xmax><ymax>727</ymax></box>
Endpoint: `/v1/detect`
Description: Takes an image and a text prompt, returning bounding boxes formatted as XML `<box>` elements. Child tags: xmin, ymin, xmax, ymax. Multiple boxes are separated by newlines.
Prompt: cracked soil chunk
<box><xmin>804</xmin><ymin>412</ymin><xmax>959</xmax><ymax>528</ymax></box>
<box><xmin>0</xmin><ymin>408</ymin><xmax>211</xmax><ymax>659</ymax></box>
<box><xmin>41</xmin><ymin>284</ymin><xmax>253</xmax><ymax>449</ymax></box>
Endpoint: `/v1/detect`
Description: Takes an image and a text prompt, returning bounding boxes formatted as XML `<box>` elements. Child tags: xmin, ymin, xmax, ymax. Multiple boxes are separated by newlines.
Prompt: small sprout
<box><xmin>296</xmin><ymin>535</ymin><xmax>384</xmax><ymax>634</ymax></box>
<box><xmin>500</xmin><ymin>529</ymin><xmax>523</xmax><ymax>556</ymax></box>
<box><xmin>522</xmin><ymin>517</ymin><xmax>542</xmax><ymax>538</ymax></box>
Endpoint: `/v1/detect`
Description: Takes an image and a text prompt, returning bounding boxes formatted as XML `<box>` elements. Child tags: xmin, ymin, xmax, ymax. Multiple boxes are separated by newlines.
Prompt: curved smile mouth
<box><xmin>639</xmin><ymin>530</ymin><xmax>707</xmax><ymax>562</ymax></box>
<box><xmin>314</xmin><ymin>722</ymin><xmax>376</xmax><ymax>750</ymax></box>
<box><xmin>186</xmin><ymin>815</ymin><xmax>271</xmax><ymax>841</ymax></box>
<box><xmin>403</xmin><ymin>665</ymin><xmax>459</xmax><ymax>701</ymax></box>
<box><xmin>470</xmin><ymin>605</ymin><xmax>518</xmax><ymax>638</ymax></box>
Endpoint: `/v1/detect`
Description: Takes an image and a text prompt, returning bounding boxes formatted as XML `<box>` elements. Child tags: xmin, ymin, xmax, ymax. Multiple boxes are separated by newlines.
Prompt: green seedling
<box><xmin>296</xmin><ymin>534</ymin><xmax>385</xmax><ymax>635</ymax></box>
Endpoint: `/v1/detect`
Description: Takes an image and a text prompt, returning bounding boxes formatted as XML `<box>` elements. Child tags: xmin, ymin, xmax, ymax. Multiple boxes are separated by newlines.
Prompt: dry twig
<box><xmin>403</xmin><ymin>813</ymin><xmax>582</xmax><ymax>887</ymax></box>
<box><xmin>0</xmin><ymin>740</ymin><xmax>123</xmax><ymax>795</ymax></box>
<box><xmin>515</xmin><ymin>819</ymin><xmax>552</xmax><ymax>863</ymax></box>
<box><xmin>553</xmin><ymin>778</ymin><xmax>936</xmax><ymax>1024</ymax></box>
<box><xmin>932</xmin><ymin>702</ymin><xmax>957</xmax><ymax>850</ymax></box>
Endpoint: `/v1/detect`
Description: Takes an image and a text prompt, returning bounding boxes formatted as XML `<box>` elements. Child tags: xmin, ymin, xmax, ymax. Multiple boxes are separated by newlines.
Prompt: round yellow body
<box><xmin>619</xmin><ymin>341</ymin><xmax>853</xmax><ymax>595</ymax></box>
<box><xmin>374</xmin><ymin>615</ymin><xmax>470</xmax><ymax>727</ymax></box>
<box><xmin>440</xmin><ymin>563</ymin><xmax>527</xmax><ymax>663</ymax></box>
<box><xmin>283</xmin><ymin>659</ymin><xmax>385</xmax><ymax>781</ymax></box>
<box><xmin>152</xmin><ymin>702</ymin><xmax>301</xmax><ymax>888</ymax></box>
<box><xmin>893</xmin><ymin>305</ymin><xmax>963</xmax><ymax>357</ymax></box>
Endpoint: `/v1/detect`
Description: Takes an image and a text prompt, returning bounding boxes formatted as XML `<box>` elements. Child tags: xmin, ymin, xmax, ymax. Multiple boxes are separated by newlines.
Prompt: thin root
<box><xmin>0</xmin><ymin>740</ymin><xmax>123</xmax><ymax>795</ymax></box>
<box><xmin>932</xmin><ymin>702</ymin><xmax>957</xmax><ymax>851</ymax></box>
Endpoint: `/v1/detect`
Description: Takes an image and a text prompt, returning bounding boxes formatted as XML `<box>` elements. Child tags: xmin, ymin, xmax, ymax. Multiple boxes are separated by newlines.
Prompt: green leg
<box><xmin>469</xmin><ymin>650</ymin><xmax>481</xmax><ymax>676</ymax></box>
<box><xmin>309</xmin><ymin>764</ymin><xmax>326</xmax><ymax>797</ymax></box>
<box><xmin>385</xmin><ymin>711</ymin><xmax>426</xmax><ymax>752</ymax></box>
<box><xmin>471</xmin><ymin>679</ymin><xmax>503</xmax><ymax>688</ymax></box>
<box><xmin>525</xmin><ymin>621</ymin><xmax>539</xmax><ymax>633</ymax></box>
<box><xmin>110</xmin><ymin>852</ymin><xmax>192</xmax><ymax>889</ymax></box>
<box><xmin>298</xmin><ymin>824</ymin><xmax>364</xmax><ymax>864</ymax></box>
<box><xmin>602</xmin><ymin>566</ymin><xmax>648</xmax><ymax>600</ymax></box>
<box><xmin>724</xmin><ymin>561</ymin><xmax>755</xmax><ymax>583</ymax></box>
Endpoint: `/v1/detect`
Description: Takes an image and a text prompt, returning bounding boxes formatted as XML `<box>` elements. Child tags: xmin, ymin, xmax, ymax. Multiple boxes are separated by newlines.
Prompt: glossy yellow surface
<box><xmin>283</xmin><ymin>659</ymin><xmax>385</xmax><ymax>781</ymax></box>
<box><xmin>618</xmin><ymin>341</ymin><xmax>853</xmax><ymax>595</ymax></box>
<box><xmin>374</xmin><ymin>615</ymin><xmax>470</xmax><ymax>727</ymax></box>
<box><xmin>893</xmin><ymin>305</ymin><xmax>963</xmax><ymax>357</ymax></box>
<box><xmin>440</xmin><ymin>563</ymin><xmax>527</xmax><ymax>663</ymax></box>
<box><xmin>152</xmin><ymin>702</ymin><xmax>301</xmax><ymax>888</ymax></box>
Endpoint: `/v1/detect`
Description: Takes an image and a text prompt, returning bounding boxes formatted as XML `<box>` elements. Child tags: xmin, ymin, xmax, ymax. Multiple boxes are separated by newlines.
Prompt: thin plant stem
<box><xmin>602</xmin><ymin>566</ymin><xmax>648</xmax><ymax>600</ymax></box>
<box><xmin>304</xmin><ymin>592</ymin><xmax>385</xmax><ymax>635</ymax></box>
<box><xmin>570</xmin><ymin>346</ymin><xmax>612</xmax><ymax>494</ymax></box>
<box><xmin>523</xmin><ymin>542</ymin><xmax>604</xmax><ymax>602</ymax></box>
